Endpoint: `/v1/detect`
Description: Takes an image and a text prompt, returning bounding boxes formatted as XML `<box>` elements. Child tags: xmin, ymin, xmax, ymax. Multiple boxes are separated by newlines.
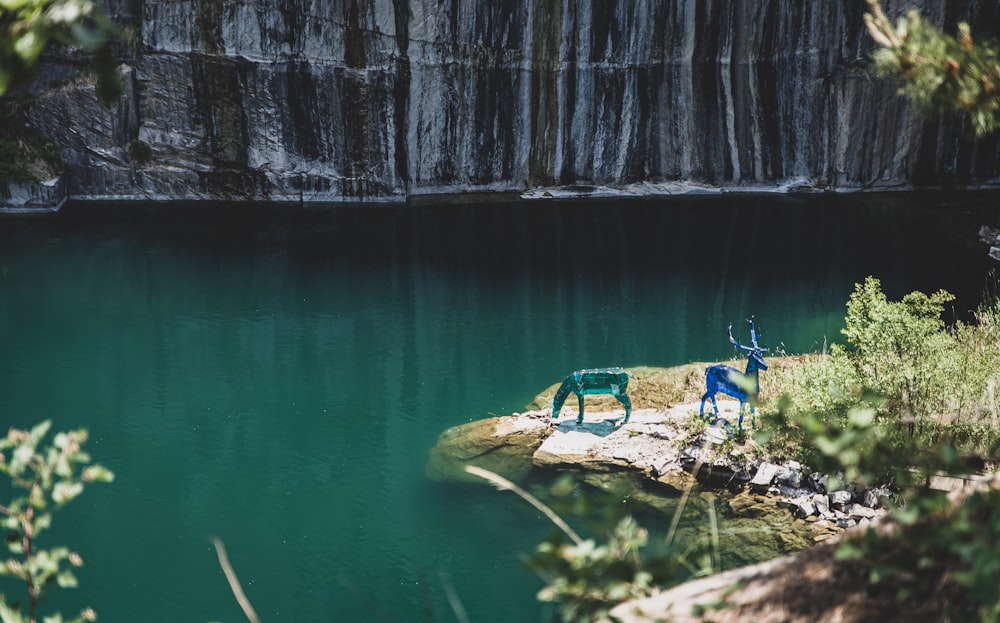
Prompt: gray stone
<box><xmin>828</xmin><ymin>490</ymin><xmax>852</xmax><ymax>510</ymax></box>
<box><xmin>425</xmin><ymin>412</ymin><xmax>553</xmax><ymax>482</ymax></box>
<box><xmin>862</xmin><ymin>488</ymin><xmax>880</xmax><ymax>509</ymax></box>
<box><xmin>812</xmin><ymin>492</ymin><xmax>831</xmax><ymax>518</ymax></box>
<box><xmin>750</xmin><ymin>462</ymin><xmax>781</xmax><ymax>490</ymax></box>
<box><xmin>774</xmin><ymin>484</ymin><xmax>803</xmax><ymax>498</ymax></box>
<box><xmin>847</xmin><ymin>504</ymin><xmax>878</xmax><ymax>520</ymax></box>
<box><xmin>808</xmin><ymin>472</ymin><xmax>828</xmax><ymax>492</ymax></box>
<box><xmin>702</xmin><ymin>425</ymin><xmax>729</xmax><ymax>445</ymax></box>
<box><xmin>790</xmin><ymin>496</ymin><xmax>817</xmax><ymax>519</ymax></box>
<box><xmin>20</xmin><ymin>2</ymin><xmax>1000</xmax><ymax>203</ymax></box>
<box><xmin>775</xmin><ymin>466</ymin><xmax>802</xmax><ymax>488</ymax></box>
<box><xmin>0</xmin><ymin>177</ymin><xmax>67</xmax><ymax>213</ymax></box>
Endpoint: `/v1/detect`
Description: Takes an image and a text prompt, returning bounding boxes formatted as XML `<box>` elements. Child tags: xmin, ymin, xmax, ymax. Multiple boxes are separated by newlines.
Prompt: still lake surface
<box><xmin>0</xmin><ymin>193</ymin><xmax>996</xmax><ymax>622</ymax></box>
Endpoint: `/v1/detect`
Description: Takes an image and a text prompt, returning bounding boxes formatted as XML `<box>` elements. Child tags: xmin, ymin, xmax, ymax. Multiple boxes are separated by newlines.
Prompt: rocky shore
<box><xmin>426</xmin><ymin>396</ymin><xmax>891</xmax><ymax>547</ymax></box>
<box><xmin>427</xmin><ymin>364</ymin><xmax>998</xmax><ymax>621</ymax></box>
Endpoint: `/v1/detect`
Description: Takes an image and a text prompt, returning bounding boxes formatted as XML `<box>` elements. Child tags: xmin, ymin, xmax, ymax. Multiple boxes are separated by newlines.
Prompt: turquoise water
<box><xmin>0</xmin><ymin>194</ymin><xmax>995</xmax><ymax>622</ymax></box>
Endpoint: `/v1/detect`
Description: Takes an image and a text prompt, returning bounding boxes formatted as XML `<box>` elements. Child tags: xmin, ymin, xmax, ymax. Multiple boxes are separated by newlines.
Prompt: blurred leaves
<box><xmin>523</xmin><ymin>473</ymin><xmax>715</xmax><ymax>623</ymax></box>
<box><xmin>0</xmin><ymin>0</ymin><xmax>120</xmax><ymax>102</ymax></box>
<box><xmin>0</xmin><ymin>420</ymin><xmax>113</xmax><ymax>623</ymax></box>
<box><xmin>865</xmin><ymin>0</ymin><xmax>1000</xmax><ymax>137</ymax></box>
<box><xmin>761</xmin><ymin>277</ymin><xmax>1000</xmax><ymax>621</ymax></box>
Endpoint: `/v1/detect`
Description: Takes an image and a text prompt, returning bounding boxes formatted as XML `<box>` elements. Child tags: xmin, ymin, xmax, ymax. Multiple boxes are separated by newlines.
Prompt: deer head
<box><xmin>728</xmin><ymin>316</ymin><xmax>768</xmax><ymax>372</ymax></box>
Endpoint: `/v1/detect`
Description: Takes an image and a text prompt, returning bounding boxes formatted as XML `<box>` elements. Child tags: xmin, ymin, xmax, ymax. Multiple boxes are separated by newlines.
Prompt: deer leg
<box><xmin>738</xmin><ymin>401</ymin><xmax>755</xmax><ymax>432</ymax></box>
<box><xmin>616</xmin><ymin>392</ymin><xmax>632</xmax><ymax>424</ymax></box>
<box><xmin>576</xmin><ymin>392</ymin><xmax>585</xmax><ymax>425</ymax></box>
<box><xmin>552</xmin><ymin>380</ymin><xmax>572</xmax><ymax>420</ymax></box>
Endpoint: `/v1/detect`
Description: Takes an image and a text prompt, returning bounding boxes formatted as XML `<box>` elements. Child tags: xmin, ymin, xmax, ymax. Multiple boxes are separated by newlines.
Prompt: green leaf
<box><xmin>54</xmin><ymin>452</ymin><xmax>73</xmax><ymax>478</ymax></box>
<box><xmin>11</xmin><ymin>443</ymin><xmax>34</xmax><ymax>476</ymax></box>
<box><xmin>68</xmin><ymin>21</ymin><xmax>109</xmax><ymax>52</ymax></box>
<box><xmin>0</xmin><ymin>0</ymin><xmax>33</xmax><ymax>10</ymax></box>
<box><xmin>0</xmin><ymin>65</ymin><xmax>11</xmax><ymax>97</ymax></box>
<box><xmin>0</xmin><ymin>599</ymin><xmax>28</xmax><ymax>623</ymax></box>
<box><xmin>55</xmin><ymin>569</ymin><xmax>78</xmax><ymax>588</ymax></box>
<box><xmin>29</xmin><ymin>482</ymin><xmax>47</xmax><ymax>508</ymax></box>
<box><xmin>52</xmin><ymin>481</ymin><xmax>83</xmax><ymax>505</ymax></box>
<box><xmin>814</xmin><ymin>435</ymin><xmax>842</xmax><ymax>457</ymax></box>
<box><xmin>13</xmin><ymin>28</ymin><xmax>46</xmax><ymax>65</ymax></box>
<box><xmin>33</xmin><ymin>511</ymin><xmax>52</xmax><ymax>537</ymax></box>
<box><xmin>82</xmin><ymin>465</ymin><xmax>114</xmax><ymax>483</ymax></box>
<box><xmin>847</xmin><ymin>407</ymin><xmax>875</xmax><ymax>428</ymax></box>
<box><xmin>28</xmin><ymin>420</ymin><xmax>52</xmax><ymax>445</ymax></box>
<box><xmin>893</xmin><ymin>504</ymin><xmax>922</xmax><ymax>526</ymax></box>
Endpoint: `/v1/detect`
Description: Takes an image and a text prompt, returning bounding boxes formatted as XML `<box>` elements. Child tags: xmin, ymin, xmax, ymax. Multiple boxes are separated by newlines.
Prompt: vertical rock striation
<box><xmin>15</xmin><ymin>0</ymin><xmax>1000</xmax><ymax>202</ymax></box>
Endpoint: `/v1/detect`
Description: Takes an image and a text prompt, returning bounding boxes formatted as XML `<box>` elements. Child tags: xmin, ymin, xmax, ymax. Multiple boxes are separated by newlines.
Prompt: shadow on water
<box><xmin>0</xmin><ymin>192</ymin><xmax>997</xmax><ymax>622</ymax></box>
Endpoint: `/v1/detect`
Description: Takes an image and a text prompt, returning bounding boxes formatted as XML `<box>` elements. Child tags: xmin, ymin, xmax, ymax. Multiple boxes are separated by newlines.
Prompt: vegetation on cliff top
<box><xmin>0</xmin><ymin>97</ymin><xmax>61</xmax><ymax>182</ymax></box>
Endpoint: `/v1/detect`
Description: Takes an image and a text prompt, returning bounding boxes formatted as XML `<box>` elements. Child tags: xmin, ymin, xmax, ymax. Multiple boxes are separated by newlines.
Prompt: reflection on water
<box><xmin>0</xmin><ymin>194</ymin><xmax>995</xmax><ymax>622</ymax></box>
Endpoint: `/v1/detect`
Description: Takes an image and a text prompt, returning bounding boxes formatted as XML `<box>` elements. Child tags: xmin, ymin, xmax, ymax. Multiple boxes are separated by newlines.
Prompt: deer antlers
<box><xmin>728</xmin><ymin>316</ymin><xmax>766</xmax><ymax>352</ymax></box>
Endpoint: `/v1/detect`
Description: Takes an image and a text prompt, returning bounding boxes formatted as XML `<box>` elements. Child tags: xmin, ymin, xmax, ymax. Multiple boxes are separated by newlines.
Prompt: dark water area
<box><xmin>0</xmin><ymin>192</ymin><xmax>996</xmax><ymax>622</ymax></box>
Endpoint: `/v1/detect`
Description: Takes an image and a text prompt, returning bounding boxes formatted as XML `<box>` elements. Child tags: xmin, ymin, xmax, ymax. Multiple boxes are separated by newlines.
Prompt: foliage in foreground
<box><xmin>840</xmin><ymin>474</ymin><xmax>1000</xmax><ymax>622</ymax></box>
<box><xmin>865</xmin><ymin>0</ymin><xmax>1000</xmax><ymax>137</ymax></box>
<box><xmin>758</xmin><ymin>276</ymin><xmax>1000</xmax><ymax>622</ymax></box>
<box><xmin>0</xmin><ymin>420</ymin><xmax>114</xmax><ymax>623</ymax></box>
<box><xmin>0</xmin><ymin>0</ymin><xmax>120</xmax><ymax>101</ymax></box>
<box><xmin>466</xmin><ymin>466</ymin><xmax>716</xmax><ymax>623</ymax></box>
<box><xmin>759</xmin><ymin>397</ymin><xmax>1000</xmax><ymax>622</ymax></box>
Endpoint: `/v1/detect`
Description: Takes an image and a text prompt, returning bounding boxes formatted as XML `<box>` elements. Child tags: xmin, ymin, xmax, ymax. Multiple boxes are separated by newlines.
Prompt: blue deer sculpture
<box><xmin>552</xmin><ymin>367</ymin><xmax>635</xmax><ymax>425</ymax></box>
<box><xmin>700</xmin><ymin>317</ymin><xmax>768</xmax><ymax>432</ymax></box>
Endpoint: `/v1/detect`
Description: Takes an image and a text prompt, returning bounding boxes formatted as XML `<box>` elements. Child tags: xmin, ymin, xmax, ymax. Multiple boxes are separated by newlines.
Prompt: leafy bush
<box><xmin>833</xmin><ymin>481</ymin><xmax>1000</xmax><ymax>623</ymax></box>
<box><xmin>0</xmin><ymin>421</ymin><xmax>114</xmax><ymax>623</ymax></box>
<box><xmin>766</xmin><ymin>277</ymin><xmax>1000</xmax><ymax>461</ymax></box>
<box><xmin>843</xmin><ymin>277</ymin><xmax>960</xmax><ymax>420</ymax></box>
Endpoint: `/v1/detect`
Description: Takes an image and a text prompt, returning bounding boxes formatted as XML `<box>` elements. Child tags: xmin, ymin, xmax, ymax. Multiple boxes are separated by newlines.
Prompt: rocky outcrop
<box><xmin>427</xmin><ymin>401</ymin><xmax>889</xmax><ymax>544</ymax></box>
<box><xmin>980</xmin><ymin>225</ymin><xmax>1000</xmax><ymax>261</ymax></box>
<box><xmin>425</xmin><ymin>413</ymin><xmax>553</xmax><ymax>483</ymax></box>
<box><xmin>11</xmin><ymin>0</ymin><xmax>1000</xmax><ymax>204</ymax></box>
<box><xmin>0</xmin><ymin>177</ymin><xmax>67</xmax><ymax>214</ymax></box>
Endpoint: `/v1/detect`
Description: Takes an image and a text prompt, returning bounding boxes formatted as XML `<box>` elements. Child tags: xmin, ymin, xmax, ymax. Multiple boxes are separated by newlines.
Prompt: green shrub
<box><xmin>766</xmin><ymin>277</ymin><xmax>1000</xmax><ymax>461</ymax></box>
<box><xmin>843</xmin><ymin>276</ymin><xmax>958</xmax><ymax>419</ymax></box>
<box><xmin>0</xmin><ymin>421</ymin><xmax>114</xmax><ymax>623</ymax></box>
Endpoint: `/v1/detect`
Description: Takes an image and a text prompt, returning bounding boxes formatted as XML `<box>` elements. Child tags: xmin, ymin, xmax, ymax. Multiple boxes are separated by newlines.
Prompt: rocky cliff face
<box><xmin>17</xmin><ymin>0</ymin><xmax>1000</xmax><ymax>202</ymax></box>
